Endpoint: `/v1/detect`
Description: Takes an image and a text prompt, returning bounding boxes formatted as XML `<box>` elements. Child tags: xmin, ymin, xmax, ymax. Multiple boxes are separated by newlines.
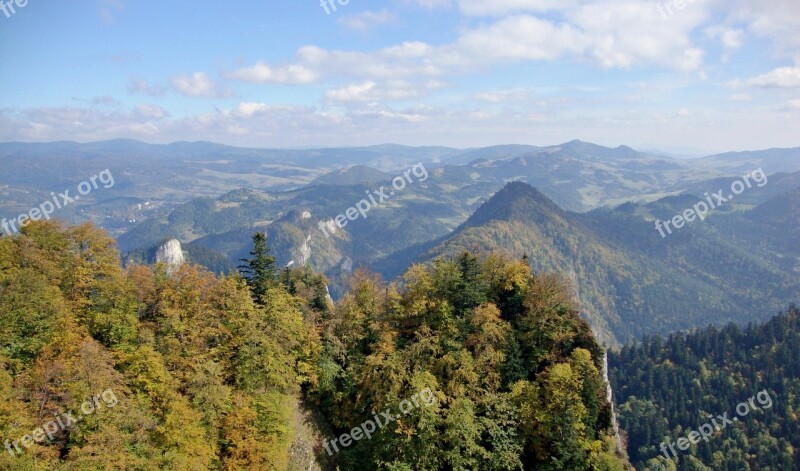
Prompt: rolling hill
<box><xmin>376</xmin><ymin>181</ymin><xmax>800</xmax><ymax>345</ymax></box>
<box><xmin>7</xmin><ymin>140</ymin><xmax>799</xmax><ymax>345</ymax></box>
<box><xmin>4</xmin><ymin>140</ymin><xmax>800</xmax><ymax>240</ymax></box>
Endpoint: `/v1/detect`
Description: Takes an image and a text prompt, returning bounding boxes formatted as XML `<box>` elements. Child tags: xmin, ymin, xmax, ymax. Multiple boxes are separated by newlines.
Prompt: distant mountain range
<box><xmin>2</xmin><ymin>139</ymin><xmax>799</xmax><ymax>344</ymax></box>
<box><xmin>2</xmin><ymin>139</ymin><xmax>799</xmax><ymax>237</ymax></box>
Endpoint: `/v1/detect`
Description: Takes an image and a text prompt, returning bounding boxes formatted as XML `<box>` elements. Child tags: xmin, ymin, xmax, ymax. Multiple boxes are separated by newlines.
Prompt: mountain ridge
<box><xmin>376</xmin><ymin>180</ymin><xmax>800</xmax><ymax>345</ymax></box>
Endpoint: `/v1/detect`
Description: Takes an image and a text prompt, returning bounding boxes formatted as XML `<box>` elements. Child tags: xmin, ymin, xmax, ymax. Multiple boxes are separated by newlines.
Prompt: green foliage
<box><xmin>238</xmin><ymin>232</ymin><xmax>277</xmax><ymax>304</ymax></box>
<box><xmin>0</xmin><ymin>222</ymin><xmax>631</xmax><ymax>469</ymax></box>
<box><xmin>315</xmin><ymin>252</ymin><xmax>629</xmax><ymax>469</ymax></box>
<box><xmin>610</xmin><ymin>306</ymin><xmax>800</xmax><ymax>470</ymax></box>
<box><xmin>386</xmin><ymin>181</ymin><xmax>800</xmax><ymax>348</ymax></box>
<box><xmin>0</xmin><ymin>221</ymin><xmax>316</xmax><ymax>469</ymax></box>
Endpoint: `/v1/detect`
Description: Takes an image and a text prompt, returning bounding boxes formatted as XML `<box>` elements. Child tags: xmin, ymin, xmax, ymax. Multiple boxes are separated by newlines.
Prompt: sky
<box><xmin>0</xmin><ymin>0</ymin><xmax>798</xmax><ymax>153</ymax></box>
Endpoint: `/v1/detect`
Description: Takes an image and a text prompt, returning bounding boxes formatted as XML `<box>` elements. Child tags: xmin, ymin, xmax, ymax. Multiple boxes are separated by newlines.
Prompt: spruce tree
<box><xmin>239</xmin><ymin>232</ymin><xmax>277</xmax><ymax>304</ymax></box>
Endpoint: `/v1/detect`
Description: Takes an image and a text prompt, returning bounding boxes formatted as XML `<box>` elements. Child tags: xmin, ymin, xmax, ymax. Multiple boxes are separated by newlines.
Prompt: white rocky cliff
<box><xmin>155</xmin><ymin>239</ymin><xmax>185</xmax><ymax>274</ymax></box>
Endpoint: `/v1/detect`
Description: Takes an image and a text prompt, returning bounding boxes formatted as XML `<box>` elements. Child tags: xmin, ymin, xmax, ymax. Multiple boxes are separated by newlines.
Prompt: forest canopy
<box><xmin>610</xmin><ymin>306</ymin><xmax>800</xmax><ymax>471</ymax></box>
<box><xmin>0</xmin><ymin>221</ymin><xmax>629</xmax><ymax>470</ymax></box>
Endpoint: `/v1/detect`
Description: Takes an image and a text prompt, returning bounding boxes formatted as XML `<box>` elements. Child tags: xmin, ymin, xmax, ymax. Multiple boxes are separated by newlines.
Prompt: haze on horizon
<box><xmin>1</xmin><ymin>0</ymin><xmax>799</xmax><ymax>152</ymax></box>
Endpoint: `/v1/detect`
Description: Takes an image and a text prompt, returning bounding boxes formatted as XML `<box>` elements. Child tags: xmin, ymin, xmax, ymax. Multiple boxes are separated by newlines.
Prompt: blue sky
<box><xmin>0</xmin><ymin>0</ymin><xmax>798</xmax><ymax>152</ymax></box>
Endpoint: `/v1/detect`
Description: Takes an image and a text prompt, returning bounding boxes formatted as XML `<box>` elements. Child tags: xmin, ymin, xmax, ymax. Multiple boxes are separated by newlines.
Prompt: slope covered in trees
<box><xmin>609</xmin><ymin>307</ymin><xmax>800</xmax><ymax>470</ymax></box>
<box><xmin>0</xmin><ymin>221</ymin><xmax>629</xmax><ymax>469</ymax></box>
<box><xmin>0</xmin><ymin>221</ymin><xmax>320</xmax><ymax>469</ymax></box>
<box><xmin>379</xmin><ymin>182</ymin><xmax>800</xmax><ymax>345</ymax></box>
<box><xmin>314</xmin><ymin>253</ymin><xmax>628</xmax><ymax>470</ymax></box>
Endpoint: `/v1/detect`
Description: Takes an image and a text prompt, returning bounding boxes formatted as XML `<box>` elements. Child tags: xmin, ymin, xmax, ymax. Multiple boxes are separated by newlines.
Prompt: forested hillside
<box><xmin>0</xmin><ymin>221</ymin><xmax>322</xmax><ymax>469</ymax></box>
<box><xmin>383</xmin><ymin>182</ymin><xmax>800</xmax><ymax>345</ymax></box>
<box><xmin>609</xmin><ymin>307</ymin><xmax>800</xmax><ymax>470</ymax></box>
<box><xmin>0</xmin><ymin>221</ymin><xmax>629</xmax><ymax>469</ymax></box>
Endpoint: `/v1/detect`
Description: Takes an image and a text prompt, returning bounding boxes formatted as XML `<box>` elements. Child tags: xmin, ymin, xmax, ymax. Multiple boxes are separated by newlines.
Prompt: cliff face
<box><xmin>155</xmin><ymin>239</ymin><xmax>185</xmax><ymax>274</ymax></box>
<box><xmin>603</xmin><ymin>351</ymin><xmax>623</xmax><ymax>454</ymax></box>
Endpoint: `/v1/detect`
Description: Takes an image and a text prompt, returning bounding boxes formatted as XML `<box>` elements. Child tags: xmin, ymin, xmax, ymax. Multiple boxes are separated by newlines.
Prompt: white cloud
<box><xmin>229</xmin><ymin>2</ymin><xmax>708</xmax><ymax>90</ymax></box>
<box><xmin>568</xmin><ymin>2</ymin><xmax>706</xmax><ymax>70</ymax></box>
<box><xmin>171</xmin><ymin>72</ymin><xmax>232</xmax><ymax>98</ymax></box>
<box><xmin>724</xmin><ymin>0</ymin><xmax>800</xmax><ymax>56</ymax></box>
<box><xmin>720</xmin><ymin>29</ymin><xmax>744</xmax><ymax>49</ymax></box>
<box><xmin>134</xmin><ymin>104</ymin><xmax>169</xmax><ymax>119</ymax></box>
<box><xmin>0</xmin><ymin>105</ymin><xmax>169</xmax><ymax>141</ymax></box>
<box><xmin>706</xmin><ymin>26</ymin><xmax>745</xmax><ymax>50</ymax></box>
<box><xmin>407</xmin><ymin>0</ymin><xmax>575</xmax><ymax>15</ymax></box>
<box><xmin>444</xmin><ymin>15</ymin><xmax>587</xmax><ymax>64</ymax></box>
<box><xmin>338</xmin><ymin>10</ymin><xmax>396</xmax><ymax>31</ymax></box>
<box><xmin>224</xmin><ymin>62</ymin><xmax>318</xmax><ymax>84</ymax></box>
<box><xmin>128</xmin><ymin>76</ymin><xmax>166</xmax><ymax>96</ymax></box>
<box><xmin>733</xmin><ymin>66</ymin><xmax>800</xmax><ymax>88</ymax></box>
<box><xmin>235</xmin><ymin>102</ymin><xmax>270</xmax><ymax>118</ymax></box>
<box><xmin>349</xmin><ymin>106</ymin><xmax>430</xmax><ymax>123</ymax></box>
<box><xmin>438</xmin><ymin>0</ymin><xmax>793</xmax><ymax>73</ymax></box>
<box><xmin>9</xmin><ymin>0</ymin><xmax>800</xmax><ymax>151</ymax></box>
<box><xmin>2</xmin><ymin>99</ymin><xmax>798</xmax><ymax>150</ymax></box>
<box><xmin>325</xmin><ymin>80</ymin><xmax>437</xmax><ymax>102</ymax></box>
<box><xmin>326</xmin><ymin>82</ymin><xmax>380</xmax><ymax>102</ymax></box>
<box><xmin>279</xmin><ymin>42</ymin><xmax>442</xmax><ymax>81</ymax></box>
<box><xmin>458</xmin><ymin>0</ymin><xmax>575</xmax><ymax>16</ymax></box>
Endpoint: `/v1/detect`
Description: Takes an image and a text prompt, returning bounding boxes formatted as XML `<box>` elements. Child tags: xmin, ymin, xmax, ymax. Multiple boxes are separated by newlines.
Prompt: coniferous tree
<box><xmin>238</xmin><ymin>232</ymin><xmax>277</xmax><ymax>304</ymax></box>
<box><xmin>279</xmin><ymin>267</ymin><xmax>296</xmax><ymax>295</ymax></box>
<box><xmin>453</xmin><ymin>252</ymin><xmax>488</xmax><ymax>314</ymax></box>
<box><xmin>0</xmin><ymin>223</ymin><xmax>630</xmax><ymax>470</ymax></box>
<box><xmin>610</xmin><ymin>306</ymin><xmax>800</xmax><ymax>470</ymax></box>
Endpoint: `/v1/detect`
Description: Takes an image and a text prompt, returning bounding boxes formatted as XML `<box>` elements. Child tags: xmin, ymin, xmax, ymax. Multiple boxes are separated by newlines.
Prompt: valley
<box><xmin>20</xmin><ymin>140</ymin><xmax>795</xmax><ymax>346</ymax></box>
